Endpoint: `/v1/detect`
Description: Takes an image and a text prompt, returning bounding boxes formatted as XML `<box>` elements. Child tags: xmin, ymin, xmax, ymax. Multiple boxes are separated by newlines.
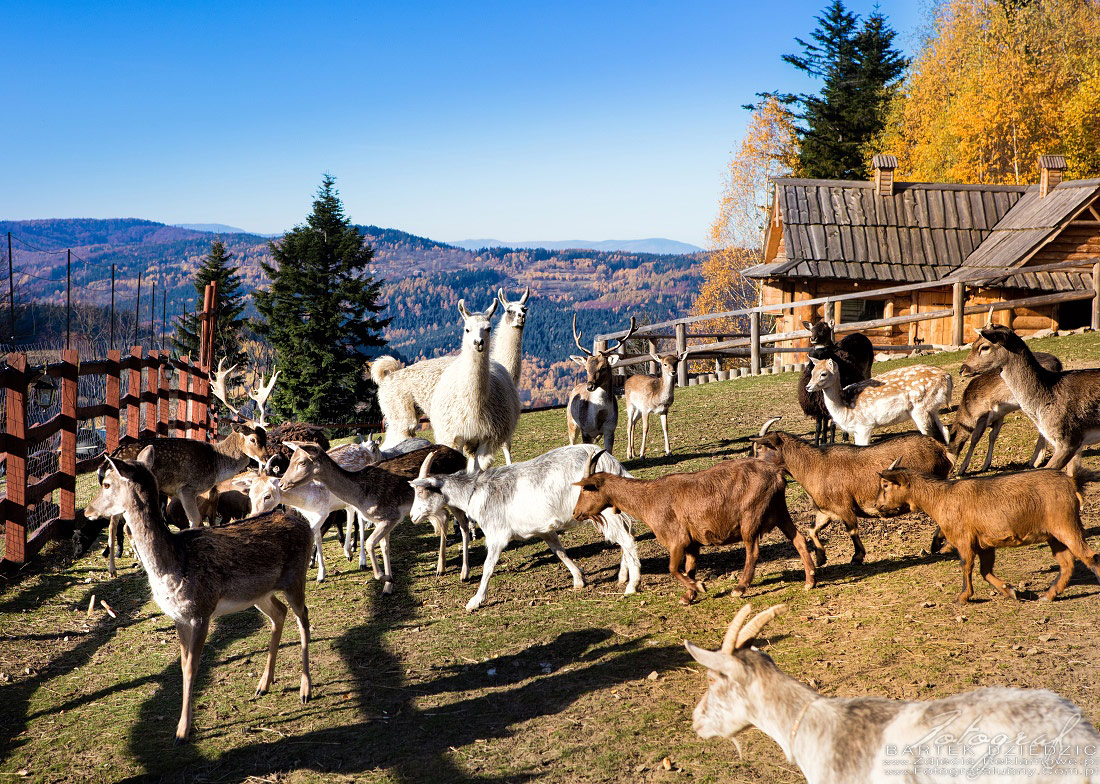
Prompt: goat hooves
<box><xmin>678</xmin><ymin>596</ymin><xmax>694</xmax><ymax>606</ymax></box>
<box><xmin>850</xmin><ymin>555</ymin><xmax>865</xmax><ymax>566</ymax></box>
<box><xmin>730</xmin><ymin>587</ymin><xmax>747</xmax><ymax>598</ymax></box>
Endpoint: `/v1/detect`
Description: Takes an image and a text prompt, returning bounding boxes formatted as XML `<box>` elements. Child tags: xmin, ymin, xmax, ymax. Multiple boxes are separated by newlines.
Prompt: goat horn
<box><xmin>759</xmin><ymin>417</ymin><xmax>782</xmax><ymax>437</ymax></box>
<box><xmin>418</xmin><ymin>450</ymin><xmax>437</xmax><ymax>479</ymax></box>
<box><xmin>583</xmin><ymin>449</ymin><xmax>605</xmax><ymax>479</ymax></box>
<box><xmin>887</xmin><ymin>457</ymin><xmax>902</xmax><ymax>470</ymax></box>
<box><xmin>720</xmin><ymin>603</ymin><xmax>755</xmax><ymax>654</ymax></box>
<box><xmin>734</xmin><ymin>603</ymin><xmax>787</xmax><ymax>650</ymax></box>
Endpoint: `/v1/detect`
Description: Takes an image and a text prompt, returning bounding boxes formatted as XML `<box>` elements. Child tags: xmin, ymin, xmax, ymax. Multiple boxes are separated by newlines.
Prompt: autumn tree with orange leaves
<box><xmin>870</xmin><ymin>0</ymin><xmax>1100</xmax><ymax>183</ymax></box>
<box><xmin>694</xmin><ymin>96</ymin><xmax>799</xmax><ymax>327</ymax></box>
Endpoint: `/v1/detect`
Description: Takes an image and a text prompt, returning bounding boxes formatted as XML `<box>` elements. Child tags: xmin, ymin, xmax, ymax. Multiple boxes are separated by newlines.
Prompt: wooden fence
<box><xmin>0</xmin><ymin>349</ymin><xmax>214</xmax><ymax>567</ymax></box>
<box><xmin>596</xmin><ymin>258</ymin><xmax>1100</xmax><ymax>386</ymax></box>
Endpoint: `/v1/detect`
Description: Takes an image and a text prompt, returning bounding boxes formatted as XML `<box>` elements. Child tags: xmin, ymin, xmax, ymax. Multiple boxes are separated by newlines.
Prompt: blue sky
<box><xmin>3</xmin><ymin>1</ymin><xmax>925</xmax><ymax>247</ymax></box>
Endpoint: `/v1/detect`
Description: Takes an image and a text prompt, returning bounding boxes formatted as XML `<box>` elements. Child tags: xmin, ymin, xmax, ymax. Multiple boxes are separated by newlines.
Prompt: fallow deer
<box><xmin>623</xmin><ymin>351</ymin><xmax>688</xmax><ymax>458</ymax></box>
<box><xmin>567</xmin><ymin>315</ymin><xmax>639</xmax><ymax>455</ymax></box>
<box><xmin>85</xmin><ymin>445</ymin><xmax>313</xmax><ymax>745</ymax></box>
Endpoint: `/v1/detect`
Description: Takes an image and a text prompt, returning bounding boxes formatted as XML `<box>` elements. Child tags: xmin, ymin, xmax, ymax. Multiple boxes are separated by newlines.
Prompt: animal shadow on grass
<box><xmin>117</xmin><ymin>550</ymin><xmax>684</xmax><ymax>783</ymax></box>
<box><xmin>0</xmin><ymin>569</ymin><xmax>148</xmax><ymax>764</ymax></box>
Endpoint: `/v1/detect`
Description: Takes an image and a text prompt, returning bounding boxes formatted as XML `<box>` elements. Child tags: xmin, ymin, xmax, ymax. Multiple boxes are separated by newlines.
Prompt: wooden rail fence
<box><xmin>596</xmin><ymin>258</ymin><xmax>1100</xmax><ymax>386</ymax></box>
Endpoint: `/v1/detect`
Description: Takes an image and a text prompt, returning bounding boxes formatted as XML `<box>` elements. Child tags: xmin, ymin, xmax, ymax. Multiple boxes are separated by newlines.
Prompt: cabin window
<box><xmin>841</xmin><ymin>299</ymin><xmax>886</xmax><ymax>324</ymax></box>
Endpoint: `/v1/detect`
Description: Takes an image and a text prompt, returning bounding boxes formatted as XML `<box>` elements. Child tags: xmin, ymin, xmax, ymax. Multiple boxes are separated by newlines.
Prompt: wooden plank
<box><xmin>143</xmin><ymin>350</ymin><xmax>158</xmax><ymax>437</ymax></box>
<box><xmin>885</xmin><ymin>226</ymin><xmax>902</xmax><ymax>261</ymax></box>
<box><xmin>59</xmin><ymin>349</ymin><xmax>77</xmax><ymax>526</ymax></box>
<box><xmin>75</xmin><ymin>403</ymin><xmax>112</xmax><ymax>420</ymax></box>
<box><xmin>3</xmin><ymin>354</ymin><xmax>28</xmax><ymax>564</ymax></box>
<box><xmin>157</xmin><ymin>356</ymin><xmax>170</xmax><ymax>436</ymax></box>
<box><xmin>26</xmin><ymin>472</ymin><xmax>65</xmax><ymax>506</ymax></box>
<box><xmin>942</xmin><ymin>189</ymin><xmax>959</xmax><ymax>228</ymax></box>
<box><xmin>808</xmin><ymin>224</ymin><xmax>827</xmax><ymax>259</ymax></box>
<box><xmin>964</xmin><ymin>290</ymin><xmax>1093</xmax><ymax>315</ymax></box>
<box><xmin>26</xmin><ymin>415</ymin><xmax>64</xmax><ymax>446</ymax></box>
<box><xmin>105</xmin><ymin>351</ymin><xmax>120</xmax><ymax>453</ymax></box>
<box><xmin>23</xmin><ymin>516</ymin><xmax>69</xmax><ymax>563</ymax></box>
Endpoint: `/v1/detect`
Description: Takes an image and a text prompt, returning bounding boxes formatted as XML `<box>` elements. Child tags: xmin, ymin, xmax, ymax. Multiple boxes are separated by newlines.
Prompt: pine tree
<box><xmin>173</xmin><ymin>239</ymin><xmax>247</xmax><ymax>367</ymax></box>
<box><xmin>767</xmin><ymin>1</ymin><xmax>907</xmax><ymax>179</ymax></box>
<box><xmin>254</xmin><ymin>175</ymin><xmax>389</xmax><ymax>424</ymax></box>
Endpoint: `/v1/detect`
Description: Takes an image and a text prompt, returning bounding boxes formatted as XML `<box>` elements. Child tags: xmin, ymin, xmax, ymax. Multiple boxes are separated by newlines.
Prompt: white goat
<box><xmin>429</xmin><ymin>300</ymin><xmax>521</xmax><ymax>472</ymax></box>
<box><xmin>408</xmin><ymin>444</ymin><xmax>641</xmax><ymax>611</ymax></box>
<box><xmin>688</xmin><ymin>604</ymin><xmax>1100</xmax><ymax>784</ymax></box>
<box><xmin>806</xmin><ymin>358</ymin><xmax>952</xmax><ymax>445</ymax></box>
<box><xmin>370</xmin><ymin>288</ymin><xmax>530</xmax><ymax>451</ymax></box>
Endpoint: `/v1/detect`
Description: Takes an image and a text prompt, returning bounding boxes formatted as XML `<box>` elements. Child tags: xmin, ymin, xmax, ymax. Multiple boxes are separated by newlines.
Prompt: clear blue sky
<box><xmin>3</xmin><ymin>1</ymin><xmax>925</xmax><ymax>247</ymax></box>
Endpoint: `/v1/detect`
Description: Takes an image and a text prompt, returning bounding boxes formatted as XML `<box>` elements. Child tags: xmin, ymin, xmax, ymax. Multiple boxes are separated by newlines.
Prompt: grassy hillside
<box><xmin>2</xmin><ymin>332</ymin><xmax>1099</xmax><ymax>782</ymax></box>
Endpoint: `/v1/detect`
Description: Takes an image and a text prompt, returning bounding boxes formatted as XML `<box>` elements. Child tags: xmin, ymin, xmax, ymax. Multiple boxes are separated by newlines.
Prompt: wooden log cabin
<box><xmin>743</xmin><ymin>155</ymin><xmax>1100</xmax><ymax>363</ymax></box>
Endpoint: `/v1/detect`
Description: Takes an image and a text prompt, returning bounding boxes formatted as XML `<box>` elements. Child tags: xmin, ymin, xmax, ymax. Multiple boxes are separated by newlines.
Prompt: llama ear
<box><xmin>457</xmin><ymin>299</ymin><xmax>471</xmax><ymax>319</ymax></box>
<box><xmin>485</xmin><ymin>298</ymin><xmax>499</xmax><ymax>318</ymax></box>
<box><xmin>136</xmin><ymin>444</ymin><xmax>155</xmax><ymax>470</ymax></box>
<box><xmin>497</xmin><ymin>288</ymin><xmax>507</xmax><ymax>306</ymax></box>
<box><xmin>519</xmin><ymin>287</ymin><xmax>530</xmax><ymax>304</ymax></box>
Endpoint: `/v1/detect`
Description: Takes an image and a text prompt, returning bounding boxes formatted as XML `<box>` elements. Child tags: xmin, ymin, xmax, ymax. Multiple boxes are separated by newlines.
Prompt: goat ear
<box><xmin>801</xmin><ymin>320</ymin><xmax>813</xmax><ymax>330</ymax></box>
<box><xmin>136</xmin><ymin>444</ymin><xmax>155</xmax><ymax>470</ymax></box>
<box><xmin>684</xmin><ymin>641</ymin><xmax>738</xmax><ymax>676</ymax></box>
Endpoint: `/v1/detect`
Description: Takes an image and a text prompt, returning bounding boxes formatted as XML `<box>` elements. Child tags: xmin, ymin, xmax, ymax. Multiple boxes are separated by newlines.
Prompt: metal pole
<box><xmin>7</xmin><ymin>232</ymin><xmax>14</xmax><ymax>340</ymax></box>
<box><xmin>110</xmin><ymin>264</ymin><xmax>116</xmax><ymax>348</ymax></box>
<box><xmin>149</xmin><ymin>282</ymin><xmax>155</xmax><ymax>346</ymax></box>
<box><xmin>134</xmin><ymin>271</ymin><xmax>142</xmax><ymax>345</ymax></box>
<box><xmin>66</xmin><ymin>249</ymin><xmax>71</xmax><ymax>350</ymax></box>
<box><xmin>161</xmin><ymin>290</ymin><xmax>167</xmax><ymax>351</ymax></box>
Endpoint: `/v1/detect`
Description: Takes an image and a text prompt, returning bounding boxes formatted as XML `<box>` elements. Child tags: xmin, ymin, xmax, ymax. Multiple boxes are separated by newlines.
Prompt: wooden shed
<box><xmin>744</xmin><ymin>155</ymin><xmax>1100</xmax><ymax>360</ymax></box>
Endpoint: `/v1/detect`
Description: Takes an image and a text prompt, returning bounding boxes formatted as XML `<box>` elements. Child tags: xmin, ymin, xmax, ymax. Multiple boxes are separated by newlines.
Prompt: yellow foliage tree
<box><xmin>694</xmin><ymin>96</ymin><xmax>798</xmax><ymax>334</ymax></box>
<box><xmin>871</xmin><ymin>0</ymin><xmax>1100</xmax><ymax>183</ymax></box>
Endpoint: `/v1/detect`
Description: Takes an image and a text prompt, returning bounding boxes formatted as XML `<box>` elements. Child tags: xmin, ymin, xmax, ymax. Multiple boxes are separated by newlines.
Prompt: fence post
<box><xmin>952</xmin><ymin>281</ymin><xmax>966</xmax><ymax>347</ymax></box>
<box><xmin>675</xmin><ymin>322</ymin><xmax>687</xmax><ymax>386</ymax></box>
<box><xmin>177</xmin><ymin>355</ymin><xmax>191</xmax><ymax>438</ymax></box>
<box><xmin>143</xmin><ymin>350</ymin><xmax>158</xmax><ymax>438</ymax></box>
<box><xmin>105</xmin><ymin>350</ymin><xmax>121</xmax><ymax>452</ymax></box>
<box><xmin>127</xmin><ymin>346</ymin><xmax>142</xmax><ymax>441</ymax></box>
<box><xmin>3</xmin><ymin>353</ymin><xmax>28</xmax><ymax>564</ymax></box>
<box><xmin>648</xmin><ymin>339</ymin><xmax>658</xmax><ymax>375</ymax></box>
<box><xmin>749</xmin><ymin>311</ymin><xmax>761</xmax><ymax>375</ymax></box>
<box><xmin>1092</xmin><ymin>262</ymin><xmax>1100</xmax><ymax>332</ymax></box>
<box><xmin>59</xmin><ymin>349</ymin><xmax>78</xmax><ymax>525</ymax></box>
<box><xmin>157</xmin><ymin>354</ymin><xmax>170</xmax><ymax>436</ymax></box>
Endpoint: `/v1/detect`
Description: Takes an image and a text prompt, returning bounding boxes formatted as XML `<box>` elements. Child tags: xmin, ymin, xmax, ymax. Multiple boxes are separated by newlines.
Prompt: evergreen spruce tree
<box><xmin>173</xmin><ymin>239</ymin><xmax>247</xmax><ymax>367</ymax></box>
<box><xmin>757</xmin><ymin>1</ymin><xmax>907</xmax><ymax>179</ymax></box>
<box><xmin>254</xmin><ymin>175</ymin><xmax>389</xmax><ymax>424</ymax></box>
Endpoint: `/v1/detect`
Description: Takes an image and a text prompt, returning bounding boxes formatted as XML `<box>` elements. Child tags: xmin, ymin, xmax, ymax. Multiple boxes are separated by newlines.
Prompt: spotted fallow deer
<box><xmin>567</xmin><ymin>315</ymin><xmax>639</xmax><ymax>455</ymax></box>
<box><xmin>85</xmin><ymin>445</ymin><xmax>313</xmax><ymax>745</ymax></box>
<box><xmin>624</xmin><ymin>351</ymin><xmax>688</xmax><ymax>458</ymax></box>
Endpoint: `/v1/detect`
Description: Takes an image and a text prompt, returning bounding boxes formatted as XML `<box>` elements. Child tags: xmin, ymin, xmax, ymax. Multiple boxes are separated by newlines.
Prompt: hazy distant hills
<box><xmin>451</xmin><ymin>237</ymin><xmax>704</xmax><ymax>254</ymax></box>
<box><xmin>4</xmin><ymin>218</ymin><xmax>706</xmax><ymax>405</ymax></box>
<box><xmin>173</xmin><ymin>222</ymin><xmax>280</xmax><ymax>237</ymax></box>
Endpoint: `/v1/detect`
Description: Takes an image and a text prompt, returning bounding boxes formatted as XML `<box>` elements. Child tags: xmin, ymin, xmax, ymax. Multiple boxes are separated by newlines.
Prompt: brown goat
<box><xmin>572</xmin><ymin>450</ymin><xmax>815</xmax><ymax>604</ymax></box>
<box><xmin>877</xmin><ymin>463</ymin><xmax>1100</xmax><ymax>603</ymax></box>
<box><xmin>751</xmin><ymin>417</ymin><xmax>951</xmax><ymax>566</ymax></box>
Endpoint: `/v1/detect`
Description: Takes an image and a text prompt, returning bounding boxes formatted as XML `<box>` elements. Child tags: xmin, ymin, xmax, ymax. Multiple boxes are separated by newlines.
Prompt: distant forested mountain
<box><xmin>3</xmin><ymin>218</ymin><xmax>706</xmax><ymax>406</ymax></box>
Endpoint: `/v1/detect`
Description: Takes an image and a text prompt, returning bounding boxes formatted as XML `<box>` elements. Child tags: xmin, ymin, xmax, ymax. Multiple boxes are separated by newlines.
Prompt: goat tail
<box><xmin>370</xmin><ymin>356</ymin><xmax>403</xmax><ymax>385</ymax></box>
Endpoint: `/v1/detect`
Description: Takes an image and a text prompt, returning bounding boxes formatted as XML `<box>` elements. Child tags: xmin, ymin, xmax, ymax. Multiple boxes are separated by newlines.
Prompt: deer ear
<box><xmin>802</xmin><ymin>320</ymin><xmax>813</xmax><ymax>330</ymax></box>
<box><xmin>607</xmin><ymin>355</ymin><xmax>620</xmax><ymax>366</ymax></box>
<box><xmin>684</xmin><ymin>641</ymin><xmax>739</xmax><ymax>677</ymax></box>
<box><xmin>809</xmin><ymin>356</ymin><xmax>821</xmax><ymax>366</ymax></box>
<box><xmin>569</xmin><ymin>355</ymin><xmax>587</xmax><ymax>367</ymax></box>
<box><xmin>136</xmin><ymin>444</ymin><xmax>155</xmax><ymax>470</ymax></box>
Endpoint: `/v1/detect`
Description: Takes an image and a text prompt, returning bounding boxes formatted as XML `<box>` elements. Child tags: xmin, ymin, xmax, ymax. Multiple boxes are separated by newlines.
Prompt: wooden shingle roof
<box><xmin>746</xmin><ymin>176</ymin><xmax>1099</xmax><ymax>291</ymax></box>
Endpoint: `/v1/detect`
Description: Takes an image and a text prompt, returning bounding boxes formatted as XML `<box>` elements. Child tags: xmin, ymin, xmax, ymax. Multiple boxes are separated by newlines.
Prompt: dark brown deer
<box><xmin>84</xmin><ymin>445</ymin><xmax>313</xmax><ymax>744</ymax></box>
<box><xmin>567</xmin><ymin>315</ymin><xmax>639</xmax><ymax>455</ymax></box>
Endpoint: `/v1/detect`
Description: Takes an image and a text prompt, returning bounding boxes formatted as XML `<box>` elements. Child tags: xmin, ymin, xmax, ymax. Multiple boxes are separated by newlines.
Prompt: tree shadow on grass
<box><xmin>116</xmin><ymin>546</ymin><xmax>684</xmax><ymax>784</ymax></box>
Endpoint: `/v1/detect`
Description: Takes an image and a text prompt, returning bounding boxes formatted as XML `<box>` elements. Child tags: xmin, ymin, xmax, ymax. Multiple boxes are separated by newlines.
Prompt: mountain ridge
<box><xmin>451</xmin><ymin>237</ymin><xmax>704</xmax><ymax>254</ymax></box>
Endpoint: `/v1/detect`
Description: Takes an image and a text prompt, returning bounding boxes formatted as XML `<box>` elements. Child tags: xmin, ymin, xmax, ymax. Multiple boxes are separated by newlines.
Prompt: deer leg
<box><xmin>174</xmin><ymin>617</ymin><xmax>209</xmax><ymax>745</ymax></box>
<box><xmin>1029</xmin><ymin>436</ymin><xmax>1047</xmax><ymax>468</ymax></box>
<box><xmin>956</xmin><ymin>545</ymin><xmax>976</xmax><ymax>603</ymax></box>
<box><xmin>359</xmin><ymin>513</ymin><xmax>371</xmax><ymax>572</ymax></box>
<box><xmin>626</xmin><ymin>407</ymin><xmax>636</xmax><ymax>459</ymax></box>
<box><xmin>466</xmin><ymin>535</ymin><xmax>506</xmax><ymax>611</ymax></box>
<box><xmin>978</xmin><ymin>416</ymin><xmax>1004</xmax><ymax>473</ymax></box>
<box><xmin>343</xmin><ymin>509</ymin><xmax>356</xmax><ymax>561</ymax></box>
<box><xmin>638</xmin><ymin>413</ymin><xmax>651</xmax><ymax>458</ymax></box>
<box><xmin>253</xmin><ymin>593</ymin><xmax>287</xmax><ymax>695</ymax></box>
<box><xmin>660</xmin><ymin>413</ymin><xmax>671</xmax><ymax>455</ymax></box>
<box><xmin>809</xmin><ymin>510</ymin><xmax>832</xmax><ymax>567</ymax></box>
<box><xmin>307</xmin><ymin>514</ymin><xmax>327</xmax><ymax>583</ymax></box>
<box><xmin>107</xmin><ymin>515</ymin><xmax>120</xmax><ymax>578</ymax></box>
<box><xmin>364</xmin><ymin>519</ymin><xmax>398</xmax><ymax>594</ymax></box>
<box><xmin>603</xmin><ymin>424</ymin><xmax>615</xmax><ymax>457</ymax></box>
<box><xmin>282</xmin><ymin>585</ymin><xmax>311</xmax><ymax>703</ymax></box>
<box><xmin>1044</xmin><ymin>442</ymin><xmax>1081</xmax><ymax>473</ymax></box>
<box><xmin>976</xmin><ymin>547</ymin><xmax>1017</xmax><ymax>600</ymax></box>
<box><xmin>178</xmin><ymin>489</ymin><xmax>204</xmax><ymax>529</ymax></box>
<box><xmin>732</xmin><ymin>535</ymin><xmax>760</xmax><ymax>598</ymax></box>
<box><xmin>958</xmin><ymin>416</ymin><xmax>987</xmax><ymax>474</ymax></box>
<box><xmin>540</xmin><ymin>531</ymin><xmax>586</xmax><ymax>589</ymax></box>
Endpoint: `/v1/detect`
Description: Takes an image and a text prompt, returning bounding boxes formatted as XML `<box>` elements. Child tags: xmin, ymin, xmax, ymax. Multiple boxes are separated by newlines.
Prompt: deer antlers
<box><xmin>249</xmin><ymin>369</ymin><xmax>280</xmax><ymax>427</ymax></box>
<box><xmin>571</xmin><ymin>314</ymin><xmax>640</xmax><ymax>357</ymax></box>
<box><xmin>211</xmin><ymin>358</ymin><xmax>244</xmax><ymax>419</ymax></box>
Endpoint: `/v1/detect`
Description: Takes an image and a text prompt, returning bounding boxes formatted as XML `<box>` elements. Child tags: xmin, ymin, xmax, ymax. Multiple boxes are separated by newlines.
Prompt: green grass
<box><xmin>3</xmin><ymin>332</ymin><xmax>1100</xmax><ymax>783</ymax></box>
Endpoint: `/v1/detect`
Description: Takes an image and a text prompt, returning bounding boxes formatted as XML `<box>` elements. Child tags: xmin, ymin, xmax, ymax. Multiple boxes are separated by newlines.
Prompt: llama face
<box><xmin>498</xmin><ymin>287</ymin><xmax>530</xmax><ymax>328</ymax></box>
<box><xmin>457</xmin><ymin>299</ymin><xmax>499</xmax><ymax>353</ymax></box>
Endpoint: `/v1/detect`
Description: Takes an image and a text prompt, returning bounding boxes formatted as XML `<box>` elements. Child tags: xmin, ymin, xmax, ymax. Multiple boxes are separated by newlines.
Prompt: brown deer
<box><xmin>567</xmin><ymin>315</ymin><xmax>639</xmax><ymax>455</ymax></box>
<box><xmin>85</xmin><ymin>445</ymin><xmax>313</xmax><ymax>745</ymax></box>
<box><xmin>624</xmin><ymin>351</ymin><xmax>688</xmax><ymax>458</ymax></box>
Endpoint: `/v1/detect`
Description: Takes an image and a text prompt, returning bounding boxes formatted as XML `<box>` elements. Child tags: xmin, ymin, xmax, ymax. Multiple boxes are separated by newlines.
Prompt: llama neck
<box><xmin>457</xmin><ymin>341</ymin><xmax>491</xmax><ymax>401</ymax></box>
<box><xmin>124</xmin><ymin>493</ymin><xmax>181</xmax><ymax>578</ymax></box>
<box><xmin>491</xmin><ymin>321</ymin><xmax>524</xmax><ymax>383</ymax></box>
